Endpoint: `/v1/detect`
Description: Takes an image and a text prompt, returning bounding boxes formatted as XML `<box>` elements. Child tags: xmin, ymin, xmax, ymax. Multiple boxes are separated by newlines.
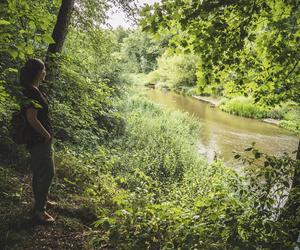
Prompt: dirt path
<box><xmin>0</xmin><ymin>168</ymin><xmax>94</xmax><ymax>250</ymax></box>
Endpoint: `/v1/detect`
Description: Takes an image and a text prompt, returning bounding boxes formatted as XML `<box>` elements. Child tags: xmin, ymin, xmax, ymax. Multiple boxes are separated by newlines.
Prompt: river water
<box><xmin>145</xmin><ymin>89</ymin><xmax>299</xmax><ymax>167</ymax></box>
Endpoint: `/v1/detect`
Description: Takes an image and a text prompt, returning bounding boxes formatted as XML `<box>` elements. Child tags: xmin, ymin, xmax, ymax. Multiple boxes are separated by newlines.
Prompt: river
<box><xmin>145</xmin><ymin>89</ymin><xmax>299</xmax><ymax>167</ymax></box>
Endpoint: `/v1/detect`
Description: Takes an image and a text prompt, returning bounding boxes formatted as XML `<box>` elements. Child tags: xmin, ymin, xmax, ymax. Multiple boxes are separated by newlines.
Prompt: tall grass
<box><xmin>89</xmin><ymin>91</ymin><xmax>297</xmax><ymax>249</ymax></box>
<box><xmin>111</xmin><ymin>92</ymin><xmax>204</xmax><ymax>185</ymax></box>
<box><xmin>220</xmin><ymin>96</ymin><xmax>269</xmax><ymax>118</ymax></box>
<box><xmin>220</xmin><ymin>96</ymin><xmax>300</xmax><ymax>134</ymax></box>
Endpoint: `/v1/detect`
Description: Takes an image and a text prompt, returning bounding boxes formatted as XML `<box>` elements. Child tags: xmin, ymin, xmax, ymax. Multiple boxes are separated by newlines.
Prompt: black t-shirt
<box><xmin>22</xmin><ymin>86</ymin><xmax>53</xmax><ymax>148</ymax></box>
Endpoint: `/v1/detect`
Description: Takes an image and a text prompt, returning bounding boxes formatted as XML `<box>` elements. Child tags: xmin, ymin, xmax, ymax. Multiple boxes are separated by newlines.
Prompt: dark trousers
<box><xmin>29</xmin><ymin>141</ymin><xmax>55</xmax><ymax>212</ymax></box>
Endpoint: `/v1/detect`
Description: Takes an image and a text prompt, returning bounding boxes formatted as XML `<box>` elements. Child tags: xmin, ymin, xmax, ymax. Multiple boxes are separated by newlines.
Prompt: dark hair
<box><xmin>20</xmin><ymin>58</ymin><xmax>45</xmax><ymax>89</ymax></box>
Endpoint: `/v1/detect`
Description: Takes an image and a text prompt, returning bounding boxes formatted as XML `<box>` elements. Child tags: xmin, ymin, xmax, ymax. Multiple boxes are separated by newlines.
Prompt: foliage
<box><xmin>140</xmin><ymin>0</ymin><xmax>300</xmax><ymax>105</ymax></box>
<box><xmin>234</xmin><ymin>144</ymin><xmax>299</xmax><ymax>247</ymax></box>
<box><xmin>48</xmin><ymin>50</ymin><xmax>124</xmax><ymax>149</ymax></box>
<box><xmin>279</xmin><ymin>108</ymin><xmax>300</xmax><ymax>134</ymax></box>
<box><xmin>0</xmin><ymin>0</ymin><xmax>59</xmax><ymax>61</ymax></box>
<box><xmin>108</xmin><ymin>92</ymin><xmax>201</xmax><ymax>186</ymax></box>
<box><xmin>1</xmin><ymin>0</ymin><xmax>299</xmax><ymax>249</ymax></box>
<box><xmin>90</xmin><ymin>94</ymin><xmax>299</xmax><ymax>249</ymax></box>
<box><xmin>118</xmin><ymin>29</ymin><xmax>168</xmax><ymax>74</ymax></box>
<box><xmin>72</xmin><ymin>0</ymin><xmax>108</xmax><ymax>30</ymax></box>
<box><xmin>220</xmin><ymin>97</ymin><xmax>300</xmax><ymax>134</ymax></box>
<box><xmin>0</xmin><ymin>166</ymin><xmax>23</xmax><ymax>201</ymax></box>
<box><xmin>0</xmin><ymin>79</ymin><xmax>26</xmax><ymax>166</ymax></box>
<box><xmin>124</xmin><ymin>73</ymin><xmax>149</xmax><ymax>86</ymax></box>
<box><xmin>146</xmin><ymin>52</ymin><xmax>200</xmax><ymax>89</ymax></box>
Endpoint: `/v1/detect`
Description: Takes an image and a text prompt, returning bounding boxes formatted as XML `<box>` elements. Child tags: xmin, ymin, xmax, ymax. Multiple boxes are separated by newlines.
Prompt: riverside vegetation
<box><xmin>135</xmin><ymin>0</ymin><xmax>300</xmax><ymax>134</ymax></box>
<box><xmin>0</xmin><ymin>0</ymin><xmax>300</xmax><ymax>249</ymax></box>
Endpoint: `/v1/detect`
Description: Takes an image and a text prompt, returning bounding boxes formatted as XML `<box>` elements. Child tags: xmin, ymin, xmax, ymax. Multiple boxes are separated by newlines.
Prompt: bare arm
<box><xmin>26</xmin><ymin>107</ymin><xmax>51</xmax><ymax>141</ymax></box>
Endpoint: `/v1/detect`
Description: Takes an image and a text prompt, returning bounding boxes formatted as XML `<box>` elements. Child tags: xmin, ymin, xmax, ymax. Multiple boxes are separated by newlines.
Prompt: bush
<box><xmin>279</xmin><ymin>108</ymin><xmax>300</xmax><ymax>134</ymax></box>
<box><xmin>124</xmin><ymin>73</ymin><xmax>149</xmax><ymax>86</ymax></box>
<box><xmin>146</xmin><ymin>53</ymin><xmax>201</xmax><ymax>89</ymax></box>
<box><xmin>0</xmin><ymin>80</ymin><xmax>28</xmax><ymax>166</ymax></box>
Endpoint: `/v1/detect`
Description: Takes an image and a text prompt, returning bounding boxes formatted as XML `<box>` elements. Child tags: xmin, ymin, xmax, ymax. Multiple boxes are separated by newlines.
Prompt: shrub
<box><xmin>0</xmin><ymin>81</ymin><xmax>28</xmax><ymax>166</ymax></box>
<box><xmin>146</xmin><ymin>53</ymin><xmax>201</xmax><ymax>89</ymax></box>
<box><xmin>279</xmin><ymin>108</ymin><xmax>300</xmax><ymax>134</ymax></box>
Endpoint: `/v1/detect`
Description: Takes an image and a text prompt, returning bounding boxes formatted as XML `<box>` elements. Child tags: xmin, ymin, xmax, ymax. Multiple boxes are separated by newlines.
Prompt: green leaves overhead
<box><xmin>140</xmin><ymin>0</ymin><xmax>300</xmax><ymax>105</ymax></box>
<box><xmin>118</xmin><ymin>28</ymin><xmax>169</xmax><ymax>74</ymax></box>
<box><xmin>0</xmin><ymin>0</ymin><xmax>60</xmax><ymax>60</ymax></box>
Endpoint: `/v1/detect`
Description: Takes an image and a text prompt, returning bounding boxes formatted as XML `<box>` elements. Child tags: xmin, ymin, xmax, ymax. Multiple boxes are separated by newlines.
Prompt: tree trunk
<box><xmin>45</xmin><ymin>0</ymin><xmax>74</xmax><ymax>87</ymax></box>
<box><xmin>46</xmin><ymin>0</ymin><xmax>74</xmax><ymax>57</ymax></box>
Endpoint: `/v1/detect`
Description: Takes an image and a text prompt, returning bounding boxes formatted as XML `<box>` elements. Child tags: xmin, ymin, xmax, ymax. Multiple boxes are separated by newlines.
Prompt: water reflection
<box><xmin>145</xmin><ymin>89</ymin><xmax>299</xmax><ymax>166</ymax></box>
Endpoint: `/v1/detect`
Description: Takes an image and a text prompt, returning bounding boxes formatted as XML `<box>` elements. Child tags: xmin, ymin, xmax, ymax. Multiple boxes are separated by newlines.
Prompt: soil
<box><xmin>0</xmin><ymin>170</ymin><xmax>94</xmax><ymax>250</ymax></box>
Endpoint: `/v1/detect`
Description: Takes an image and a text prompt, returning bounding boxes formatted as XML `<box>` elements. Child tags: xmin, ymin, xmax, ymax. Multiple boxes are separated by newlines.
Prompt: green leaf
<box><xmin>24</xmin><ymin>45</ymin><xmax>33</xmax><ymax>55</ymax></box>
<box><xmin>28</xmin><ymin>21</ymin><xmax>36</xmax><ymax>30</ymax></box>
<box><xmin>29</xmin><ymin>100</ymin><xmax>42</xmax><ymax>109</ymax></box>
<box><xmin>0</xmin><ymin>19</ymin><xmax>10</xmax><ymax>25</ymax></box>
<box><xmin>5</xmin><ymin>68</ymin><xmax>18</xmax><ymax>74</ymax></box>
<box><xmin>8</xmin><ymin>49</ymin><xmax>18</xmax><ymax>59</ymax></box>
<box><xmin>43</xmin><ymin>34</ymin><xmax>55</xmax><ymax>44</ymax></box>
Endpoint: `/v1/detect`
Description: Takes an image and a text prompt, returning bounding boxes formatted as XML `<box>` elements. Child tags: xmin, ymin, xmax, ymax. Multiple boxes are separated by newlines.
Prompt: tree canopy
<box><xmin>140</xmin><ymin>0</ymin><xmax>300</xmax><ymax>104</ymax></box>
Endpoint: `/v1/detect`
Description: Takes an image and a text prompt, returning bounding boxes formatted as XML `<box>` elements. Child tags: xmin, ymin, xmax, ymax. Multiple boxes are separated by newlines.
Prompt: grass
<box><xmin>219</xmin><ymin>96</ymin><xmax>300</xmax><ymax>134</ymax></box>
<box><xmin>220</xmin><ymin>96</ymin><xmax>269</xmax><ymax>119</ymax></box>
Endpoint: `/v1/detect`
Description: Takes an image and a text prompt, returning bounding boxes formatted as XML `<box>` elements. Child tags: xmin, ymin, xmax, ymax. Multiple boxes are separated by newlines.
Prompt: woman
<box><xmin>20</xmin><ymin>58</ymin><xmax>55</xmax><ymax>223</ymax></box>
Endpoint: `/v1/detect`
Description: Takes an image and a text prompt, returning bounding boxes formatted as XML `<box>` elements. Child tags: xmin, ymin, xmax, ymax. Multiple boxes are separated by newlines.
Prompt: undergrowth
<box><xmin>1</xmin><ymin>91</ymin><xmax>298</xmax><ymax>249</ymax></box>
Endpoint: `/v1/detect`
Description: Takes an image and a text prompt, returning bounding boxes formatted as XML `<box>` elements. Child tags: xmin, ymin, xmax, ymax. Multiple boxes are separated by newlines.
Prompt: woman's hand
<box><xmin>44</xmin><ymin>132</ymin><xmax>52</xmax><ymax>143</ymax></box>
<box><xmin>26</xmin><ymin>107</ymin><xmax>51</xmax><ymax>142</ymax></box>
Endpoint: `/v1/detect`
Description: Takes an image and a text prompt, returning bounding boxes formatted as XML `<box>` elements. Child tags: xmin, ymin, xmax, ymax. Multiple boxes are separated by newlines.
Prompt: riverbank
<box><xmin>218</xmin><ymin>96</ymin><xmax>299</xmax><ymax>134</ymax></box>
<box><xmin>155</xmin><ymin>84</ymin><xmax>299</xmax><ymax>135</ymax></box>
<box><xmin>191</xmin><ymin>95</ymin><xmax>220</xmax><ymax>107</ymax></box>
<box><xmin>146</xmin><ymin>88</ymin><xmax>299</xmax><ymax>164</ymax></box>
<box><xmin>191</xmin><ymin>95</ymin><xmax>281</xmax><ymax>126</ymax></box>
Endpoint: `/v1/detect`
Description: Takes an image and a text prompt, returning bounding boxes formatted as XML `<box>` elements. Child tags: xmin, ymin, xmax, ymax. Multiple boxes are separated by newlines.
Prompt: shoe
<box><xmin>34</xmin><ymin>211</ymin><xmax>55</xmax><ymax>223</ymax></box>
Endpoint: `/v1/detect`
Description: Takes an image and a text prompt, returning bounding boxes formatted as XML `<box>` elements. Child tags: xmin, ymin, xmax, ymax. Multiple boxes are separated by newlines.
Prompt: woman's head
<box><xmin>20</xmin><ymin>58</ymin><xmax>46</xmax><ymax>89</ymax></box>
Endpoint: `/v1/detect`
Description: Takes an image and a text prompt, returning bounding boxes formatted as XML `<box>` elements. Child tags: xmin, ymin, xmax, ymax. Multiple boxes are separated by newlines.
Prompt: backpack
<box><xmin>10</xmin><ymin>108</ymin><xmax>30</xmax><ymax>145</ymax></box>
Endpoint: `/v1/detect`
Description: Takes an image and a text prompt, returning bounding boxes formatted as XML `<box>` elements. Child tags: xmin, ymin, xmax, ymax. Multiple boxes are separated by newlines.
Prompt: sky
<box><xmin>106</xmin><ymin>0</ymin><xmax>160</xmax><ymax>29</ymax></box>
